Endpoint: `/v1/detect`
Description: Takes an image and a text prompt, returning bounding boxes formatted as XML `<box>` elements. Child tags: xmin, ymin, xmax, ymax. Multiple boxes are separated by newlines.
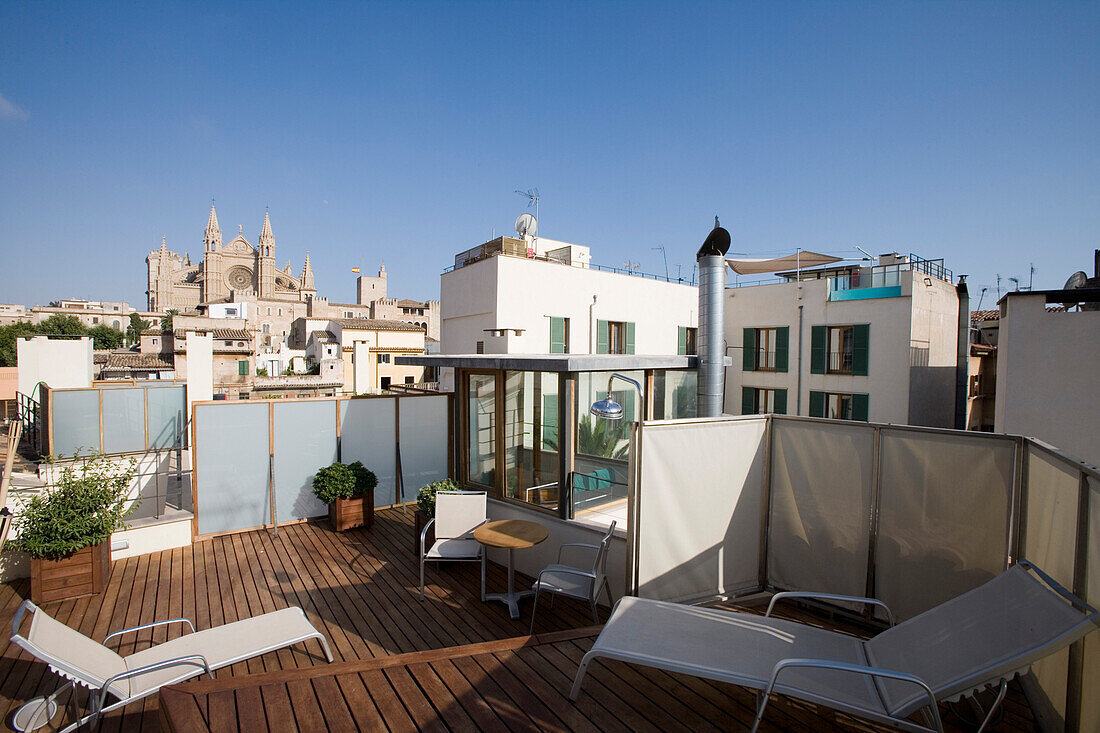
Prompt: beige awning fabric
<box><xmin>726</xmin><ymin>251</ymin><xmax>842</xmax><ymax>275</ymax></box>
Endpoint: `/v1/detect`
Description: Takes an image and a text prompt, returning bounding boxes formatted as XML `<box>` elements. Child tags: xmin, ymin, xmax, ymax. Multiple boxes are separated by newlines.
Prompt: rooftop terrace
<box><xmin>1</xmin><ymin>511</ymin><xmax>1040</xmax><ymax>732</ymax></box>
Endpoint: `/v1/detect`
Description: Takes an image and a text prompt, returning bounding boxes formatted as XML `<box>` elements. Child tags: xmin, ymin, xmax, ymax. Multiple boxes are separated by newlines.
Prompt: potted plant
<box><xmin>312</xmin><ymin>461</ymin><xmax>377</xmax><ymax>531</ymax></box>
<box><xmin>414</xmin><ymin>478</ymin><xmax>459</xmax><ymax>555</ymax></box>
<box><xmin>16</xmin><ymin>452</ymin><xmax>136</xmax><ymax>604</ymax></box>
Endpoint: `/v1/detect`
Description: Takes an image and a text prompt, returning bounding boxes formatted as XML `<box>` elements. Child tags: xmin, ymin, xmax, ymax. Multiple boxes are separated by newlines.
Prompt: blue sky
<box><xmin>1</xmin><ymin>2</ymin><xmax>1097</xmax><ymax>310</ymax></box>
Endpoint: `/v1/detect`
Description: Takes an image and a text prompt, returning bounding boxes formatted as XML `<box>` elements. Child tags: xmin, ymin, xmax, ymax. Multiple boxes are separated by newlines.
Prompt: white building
<box><xmin>994</xmin><ymin>288</ymin><xmax>1100</xmax><ymax>467</ymax></box>
<box><xmin>723</xmin><ymin>254</ymin><xmax>963</xmax><ymax>427</ymax></box>
<box><xmin>440</xmin><ymin>236</ymin><xmax>699</xmax><ymax>364</ymax></box>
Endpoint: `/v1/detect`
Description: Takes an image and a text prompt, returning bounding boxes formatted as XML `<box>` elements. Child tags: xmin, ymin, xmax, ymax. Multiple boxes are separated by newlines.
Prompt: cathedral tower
<box><xmin>257</xmin><ymin>210</ymin><xmax>276</xmax><ymax>298</ymax></box>
<box><xmin>202</xmin><ymin>204</ymin><xmax>227</xmax><ymax>302</ymax></box>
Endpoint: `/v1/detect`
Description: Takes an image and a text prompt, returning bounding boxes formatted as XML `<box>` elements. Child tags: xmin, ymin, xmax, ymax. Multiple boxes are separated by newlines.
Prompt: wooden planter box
<box><xmin>414</xmin><ymin>509</ymin><xmax>435</xmax><ymax>556</ymax></box>
<box><xmin>30</xmin><ymin>541</ymin><xmax>110</xmax><ymax>604</ymax></box>
<box><xmin>328</xmin><ymin>490</ymin><xmax>374</xmax><ymax>532</ymax></box>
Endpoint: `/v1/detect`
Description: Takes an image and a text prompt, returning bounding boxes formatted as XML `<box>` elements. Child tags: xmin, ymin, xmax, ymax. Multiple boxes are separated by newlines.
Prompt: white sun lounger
<box><xmin>571</xmin><ymin>562</ymin><xmax>1098</xmax><ymax>733</ymax></box>
<box><xmin>11</xmin><ymin>600</ymin><xmax>333</xmax><ymax>732</ymax></box>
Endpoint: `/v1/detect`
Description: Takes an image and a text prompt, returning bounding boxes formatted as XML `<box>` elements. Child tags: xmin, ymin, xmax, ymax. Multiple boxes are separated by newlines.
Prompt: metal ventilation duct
<box><xmin>697</xmin><ymin>223</ymin><xmax>731</xmax><ymax>418</ymax></box>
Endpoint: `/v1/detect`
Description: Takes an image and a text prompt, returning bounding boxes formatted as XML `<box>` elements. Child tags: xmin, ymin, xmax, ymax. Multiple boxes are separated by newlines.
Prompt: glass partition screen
<box><xmin>503</xmin><ymin>371</ymin><xmax>560</xmax><ymax>511</ymax></box>
<box><xmin>467</xmin><ymin>373</ymin><xmax>497</xmax><ymax>487</ymax></box>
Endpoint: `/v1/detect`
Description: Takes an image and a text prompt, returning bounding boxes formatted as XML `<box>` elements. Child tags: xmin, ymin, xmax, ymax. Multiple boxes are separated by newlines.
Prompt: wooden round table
<box><xmin>474</xmin><ymin>519</ymin><xmax>549</xmax><ymax>619</ymax></box>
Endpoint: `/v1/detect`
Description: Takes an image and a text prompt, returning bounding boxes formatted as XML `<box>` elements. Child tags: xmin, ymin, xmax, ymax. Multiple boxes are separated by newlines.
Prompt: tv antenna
<box><xmin>622</xmin><ymin>260</ymin><xmax>640</xmax><ymax>275</ymax></box>
<box><xmin>854</xmin><ymin>245</ymin><xmax>874</xmax><ymax>261</ymax></box>
<box><xmin>652</xmin><ymin>245</ymin><xmax>669</xmax><ymax>280</ymax></box>
<box><xmin>674</xmin><ymin>263</ymin><xmax>684</xmax><ymax>283</ymax></box>
<box><xmin>515</xmin><ymin>188</ymin><xmax>539</xmax><ymax>230</ymax></box>
<box><xmin>975</xmin><ymin>287</ymin><xmax>988</xmax><ymax>311</ymax></box>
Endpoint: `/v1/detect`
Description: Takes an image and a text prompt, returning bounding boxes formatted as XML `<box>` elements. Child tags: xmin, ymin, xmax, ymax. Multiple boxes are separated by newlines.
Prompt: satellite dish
<box><xmin>1062</xmin><ymin>271</ymin><xmax>1088</xmax><ymax>310</ymax></box>
<box><xmin>515</xmin><ymin>213</ymin><xmax>537</xmax><ymax>238</ymax></box>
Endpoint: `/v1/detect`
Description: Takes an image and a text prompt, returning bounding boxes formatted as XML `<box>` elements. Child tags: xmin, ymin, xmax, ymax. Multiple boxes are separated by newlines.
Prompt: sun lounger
<box><xmin>570</xmin><ymin>562</ymin><xmax>1098</xmax><ymax>733</ymax></box>
<box><xmin>11</xmin><ymin>600</ymin><xmax>333</xmax><ymax>732</ymax></box>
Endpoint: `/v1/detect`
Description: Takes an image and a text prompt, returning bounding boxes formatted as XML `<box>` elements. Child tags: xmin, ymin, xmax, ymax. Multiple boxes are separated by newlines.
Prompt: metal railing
<box><xmin>827</xmin><ymin>351</ymin><xmax>853</xmax><ymax>373</ymax></box>
<box><xmin>444</xmin><ymin>249</ymin><xmax>691</xmax><ymax>284</ymax></box>
<box><xmin>15</xmin><ymin>391</ymin><xmax>39</xmax><ymax>456</ymax></box>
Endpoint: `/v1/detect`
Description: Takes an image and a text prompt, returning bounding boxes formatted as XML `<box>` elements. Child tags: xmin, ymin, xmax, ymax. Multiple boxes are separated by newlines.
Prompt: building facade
<box><xmin>994</xmin><ymin>289</ymin><xmax>1100</xmax><ymax>466</ymax></box>
<box><xmin>724</xmin><ymin>254</ymin><xmax>962</xmax><ymax>427</ymax></box>
<box><xmin>440</xmin><ymin>237</ymin><xmax>698</xmax><ymax>360</ymax></box>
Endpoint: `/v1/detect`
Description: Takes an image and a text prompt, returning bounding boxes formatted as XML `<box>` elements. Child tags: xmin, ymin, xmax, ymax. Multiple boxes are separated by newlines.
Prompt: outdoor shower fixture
<box><xmin>590</xmin><ymin>373</ymin><xmax>644</xmax><ymax>421</ymax></box>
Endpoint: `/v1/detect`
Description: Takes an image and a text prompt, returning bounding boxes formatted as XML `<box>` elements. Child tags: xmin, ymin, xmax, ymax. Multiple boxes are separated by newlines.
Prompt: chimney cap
<box><xmin>697</xmin><ymin>224</ymin><xmax>731</xmax><ymax>258</ymax></box>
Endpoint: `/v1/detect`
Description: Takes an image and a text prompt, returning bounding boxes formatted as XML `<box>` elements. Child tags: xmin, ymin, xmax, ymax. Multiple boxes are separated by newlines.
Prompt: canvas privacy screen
<box><xmin>633</xmin><ymin>417</ymin><xmax>766</xmax><ymax>602</ymax></box>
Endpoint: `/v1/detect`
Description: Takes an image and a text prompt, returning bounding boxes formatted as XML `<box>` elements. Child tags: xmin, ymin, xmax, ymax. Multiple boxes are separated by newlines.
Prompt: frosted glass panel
<box><xmin>768</xmin><ymin>419</ymin><xmax>873</xmax><ymax>599</ymax></box>
<box><xmin>51</xmin><ymin>390</ymin><xmax>100</xmax><ymax>456</ymax></box>
<box><xmin>339</xmin><ymin>399</ymin><xmax>397</xmax><ymax>506</ymax></box>
<box><xmin>399</xmin><ymin>395</ymin><xmax>449</xmax><ymax>503</ymax></box>
<box><xmin>273</xmin><ymin>401</ymin><xmax>335</xmax><ymax>523</ymax></box>
<box><xmin>1081</xmin><ymin>475</ymin><xmax>1100</xmax><ymax>732</ymax></box>
<box><xmin>195</xmin><ymin>403</ymin><xmax>271</xmax><ymax>535</ymax></box>
<box><xmin>101</xmin><ymin>388</ymin><xmax>146</xmax><ymax>454</ymax></box>
<box><xmin>876</xmin><ymin>430</ymin><xmax>1014</xmax><ymax>620</ymax></box>
<box><xmin>146</xmin><ymin>385</ymin><xmax>186</xmax><ymax>449</ymax></box>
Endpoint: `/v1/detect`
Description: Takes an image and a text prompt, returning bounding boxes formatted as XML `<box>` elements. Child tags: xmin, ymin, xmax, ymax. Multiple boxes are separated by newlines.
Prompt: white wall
<box><xmin>995</xmin><ymin>294</ymin><xmax>1100</xmax><ymax>467</ymax></box>
<box><xmin>441</xmin><ymin>255</ymin><xmax>698</xmax><ymax>356</ymax></box>
<box><xmin>17</xmin><ymin>336</ymin><xmax>94</xmax><ymax>397</ymax></box>
<box><xmin>185</xmin><ymin>334</ymin><xmax>214</xmax><ymax>409</ymax></box>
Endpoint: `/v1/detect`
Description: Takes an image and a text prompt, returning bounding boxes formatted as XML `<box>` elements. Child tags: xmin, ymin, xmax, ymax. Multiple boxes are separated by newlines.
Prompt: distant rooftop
<box><xmin>397</xmin><ymin>353</ymin><xmax>699</xmax><ymax>372</ymax></box>
<box><xmin>331</xmin><ymin>318</ymin><xmax>424</xmax><ymax>331</ymax></box>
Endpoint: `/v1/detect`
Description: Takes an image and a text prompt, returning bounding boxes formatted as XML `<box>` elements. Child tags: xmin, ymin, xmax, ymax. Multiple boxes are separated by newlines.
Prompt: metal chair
<box><xmin>419</xmin><ymin>491</ymin><xmax>488</xmax><ymax>601</ymax></box>
<box><xmin>530</xmin><ymin>521</ymin><xmax>616</xmax><ymax>633</ymax></box>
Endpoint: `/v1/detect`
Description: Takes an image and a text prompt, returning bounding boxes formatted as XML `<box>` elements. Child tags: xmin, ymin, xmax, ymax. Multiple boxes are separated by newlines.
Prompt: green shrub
<box><xmin>348</xmin><ymin>461</ymin><xmax>378</xmax><ymax>495</ymax></box>
<box><xmin>15</xmin><ymin>453</ymin><xmax>137</xmax><ymax>560</ymax></box>
<box><xmin>312</xmin><ymin>461</ymin><xmax>377</xmax><ymax>504</ymax></box>
<box><xmin>416</xmin><ymin>478</ymin><xmax>459</xmax><ymax>518</ymax></box>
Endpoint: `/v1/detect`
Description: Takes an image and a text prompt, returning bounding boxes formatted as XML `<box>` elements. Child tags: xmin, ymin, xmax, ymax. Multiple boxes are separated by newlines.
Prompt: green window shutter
<box><xmin>775</xmin><ymin>327</ymin><xmax>789</xmax><ymax>373</ymax></box>
<box><xmin>774</xmin><ymin>389</ymin><xmax>787</xmax><ymax>415</ymax></box>
<box><xmin>810</xmin><ymin>326</ymin><xmax>826</xmax><ymax>374</ymax></box>
<box><xmin>596</xmin><ymin>320</ymin><xmax>609</xmax><ymax>354</ymax></box>
<box><xmin>677</xmin><ymin>326</ymin><xmax>687</xmax><ymax>355</ymax></box>
<box><xmin>809</xmin><ymin>390</ymin><xmax>825</xmax><ymax>418</ymax></box>
<box><xmin>852</xmin><ymin>393</ymin><xmax>869</xmax><ymax>422</ymax></box>
<box><xmin>238</xmin><ymin>360</ymin><xmax>248</xmax><ymax>376</ymax></box>
<box><xmin>742</xmin><ymin>387</ymin><xmax>755</xmax><ymax>415</ymax></box>
<box><xmin>625</xmin><ymin>322</ymin><xmax>635</xmax><ymax>354</ymax></box>
<box><xmin>549</xmin><ymin>317</ymin><xmax>566</xmax><ymax>354</ymax></box>
<box><xmin>743</xmin><ymin>328</ymin><xmax>757</xmax><ymax>371</ymax></box>
<box><xmin>852</xmin><ymin>324</ymin><xmax>870</xmax><ymax>376</ymax></box>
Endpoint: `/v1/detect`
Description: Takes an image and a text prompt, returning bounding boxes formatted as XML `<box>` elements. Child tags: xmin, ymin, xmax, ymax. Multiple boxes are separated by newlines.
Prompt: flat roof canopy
<box><xmin>395</xmin><ymin>353</ymin><xmax>702</xmax><ymax>372</ymax></box>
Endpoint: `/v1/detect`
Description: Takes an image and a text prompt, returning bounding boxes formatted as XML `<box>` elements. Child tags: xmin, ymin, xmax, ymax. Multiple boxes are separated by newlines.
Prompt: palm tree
<box><xmin>544</xmin><ymin>415</ymin><xmax>628</xmax><ymax>460</ymax></box>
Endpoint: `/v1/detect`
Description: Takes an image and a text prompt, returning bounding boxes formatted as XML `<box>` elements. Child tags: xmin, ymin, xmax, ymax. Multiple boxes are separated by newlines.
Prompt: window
<box><xmin>742</xmin><ymin>327</ymin><xmax>788</xmax><ymax>372</ymax></box>
<box><xmin>596</xmin><ymin>320</ymin><xmax>635</xmax><ymax>354</ymax></box>
<box><xmin>677</xmin><ymin>326</ymin><xmax>698</xmax><ymax>355</ymax></box>
<box><xmin>238</xmin><ymin>360</ymin><xmax>249</xmax><ymax>376</ymax></box>
<box><xmin>152</xmin><ymin>338</ymin><xmax>158</xmax><ymax>346</ymax></box>
<box><xmin>809</xmin><ymin>391</ymin><xmax>869</xmax><ymax>421</ymax></box>
<box><xmin>377</xmin><ymin>353</ymin><xmax>390</xmax><ymax>364</ymax></box>
<box><xmin>239</xmin><ymin>392</ymin><xmax>250</xmax><ymax>400</ymax></box>
<box><xmin>262</xmin><ymin>323</ymin><xmax>269</xmax><ymax>333</ymax></box>
<box><xmin>811</xmin><ymin>324</ymin><xmax>869</xmax><ymax>375</ymax></box>
<box><xmin>404</xmin><ymin>376</ymin><xmax>415</xmax><ymax>385</ymax></box>
<box><xmin>345</xmin><ymin>311</ymin><xmax>353</xmax><ymax>318</ymax></box>
<box><xmin>476</xmin><ymin>341</ymin><xmax>484</xmax><ymax>354</ymax></box>
<box><xmin>112</xmin><ymin>306</ymin><xmax>119</xmax><ymax>311</ymax></box>
<box><xmin>549</xmin><ymin>316</ymin><xmax>569</xmax><ymax>353</ymax></box>
<box><xmin>380</xmin><ymin>377</ymin><xmax>391</xmax><ymax>390</ymax></box>
<box><xmin>92</xmin><ymin>317</ymin><xmax>99</xmax><ymax>324</ymax></box>
<box><xmin>224</xmin><ymin>340</ymin><xmax>233</xmax><ymax>347</ymax></box>
<box><xmin>741</xmin><ymin>387</ymin><xmax>787</xmax><ymax>415</ymax></box>
<box><xmin>267</xmin><ymin>307</ymin><xmax>272</xmax><ymax>315</ymax></box>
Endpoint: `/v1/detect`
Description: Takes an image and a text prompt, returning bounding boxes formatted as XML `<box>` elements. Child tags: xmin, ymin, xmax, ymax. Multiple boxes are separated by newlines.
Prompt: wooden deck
<box><xmin>1</xmin><ymin>508</ymin><xmax>1038</xmax><ymax>731</ymax></box>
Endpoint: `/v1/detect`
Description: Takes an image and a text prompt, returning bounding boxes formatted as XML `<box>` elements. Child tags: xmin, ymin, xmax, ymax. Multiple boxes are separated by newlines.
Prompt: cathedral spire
<box><xmin>301</xmin><ymin>250</ymin><xmax>315</xmax><ymax>291</ymax></box>
<box><xmin>204</xmin><ymin>203</ymin><xmax>222</xmax><ymax>251</ymax></box>
<box><xmin>259</xmin><ymin>209</ymin><xmax>274</xmax><ymax>249</ymax></box>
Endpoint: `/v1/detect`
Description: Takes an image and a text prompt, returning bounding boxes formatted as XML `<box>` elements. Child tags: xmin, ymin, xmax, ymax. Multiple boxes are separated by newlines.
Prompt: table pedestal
<box><xmin>483</xmin><ymin>548</ymin><xmax>534</xmax><ymax>619</ymax></box>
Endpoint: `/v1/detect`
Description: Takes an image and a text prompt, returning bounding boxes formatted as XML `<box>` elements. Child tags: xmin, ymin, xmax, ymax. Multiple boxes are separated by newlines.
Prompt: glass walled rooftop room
<box><xmin>397</xmin><ymin>354</ymin><xmax>698</xmax><ymax>521</ymax></box>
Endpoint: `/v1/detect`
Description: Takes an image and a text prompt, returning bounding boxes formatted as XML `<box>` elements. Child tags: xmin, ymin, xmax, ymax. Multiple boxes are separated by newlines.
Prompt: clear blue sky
<box><xmin>1</xmin><ymin>2</ymin><xmax>1097</xmax><ymax>311</ymax></box>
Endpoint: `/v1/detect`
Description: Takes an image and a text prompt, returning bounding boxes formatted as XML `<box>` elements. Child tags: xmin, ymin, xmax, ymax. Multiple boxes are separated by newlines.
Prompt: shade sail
<box><xmin>726</xmin><ymin>251</ymin><xmax>843</xmax><ymax>275</ymax></box>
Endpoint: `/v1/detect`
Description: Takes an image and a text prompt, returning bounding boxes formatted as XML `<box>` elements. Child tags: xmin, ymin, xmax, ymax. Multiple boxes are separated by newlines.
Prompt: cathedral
<box><xmin>146</xmin><ymin>205</ymin><xmax>316</xmax><ymax>312</ymax></box>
